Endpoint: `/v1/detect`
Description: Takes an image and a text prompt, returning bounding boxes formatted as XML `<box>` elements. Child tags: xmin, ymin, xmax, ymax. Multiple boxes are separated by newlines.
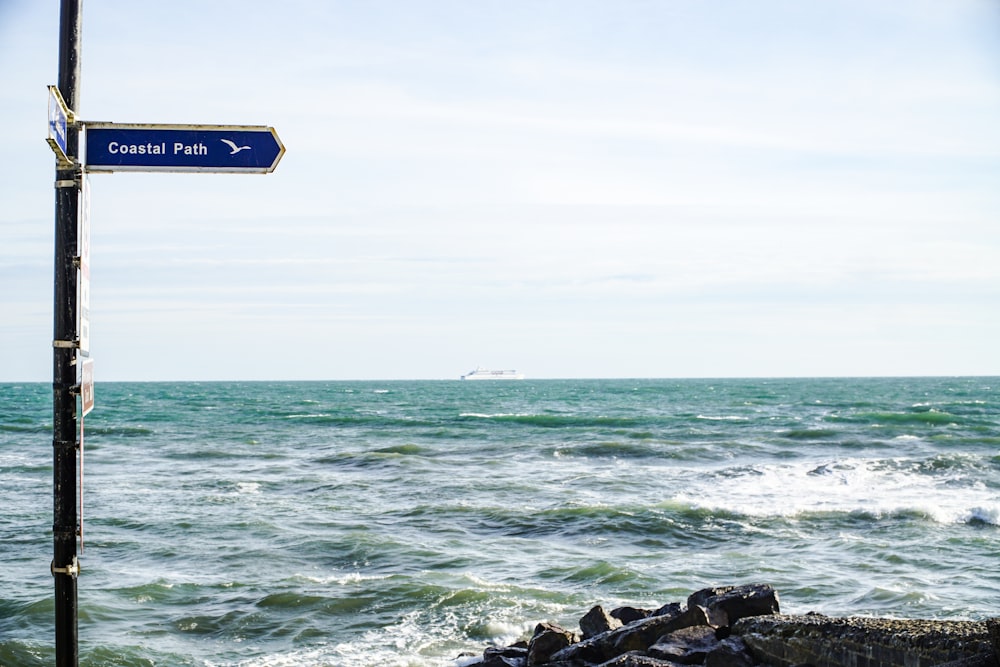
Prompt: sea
<box><xmin>2</xmin><ymin>377</ymin><xmax>999</xmax><ymax>666</ymax></box>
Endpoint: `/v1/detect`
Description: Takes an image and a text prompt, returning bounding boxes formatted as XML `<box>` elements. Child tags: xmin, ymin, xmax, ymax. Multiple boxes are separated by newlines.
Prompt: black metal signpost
<box><xmin>50</xmin><ymin>2</ymin><xmax>82</xmax><ymax>666</ymax></box>
<box><xmin>45</xmin><ymin>2</ymin><xmax>283</xmax><ymax>664</ymax></box>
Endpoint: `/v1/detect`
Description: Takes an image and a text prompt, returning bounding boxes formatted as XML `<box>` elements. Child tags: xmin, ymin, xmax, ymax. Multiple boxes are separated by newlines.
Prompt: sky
<box><xmin>1</xmin><ymin>1</ymin><xmax>999</xmax><ymax>381</ymax></box>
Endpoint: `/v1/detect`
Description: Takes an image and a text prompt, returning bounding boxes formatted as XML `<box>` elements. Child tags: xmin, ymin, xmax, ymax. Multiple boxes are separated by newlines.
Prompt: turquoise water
<box><xmin>2</xmin><ymin>377</ymin><xmax>999</xmax><ymax>666</ymax></box>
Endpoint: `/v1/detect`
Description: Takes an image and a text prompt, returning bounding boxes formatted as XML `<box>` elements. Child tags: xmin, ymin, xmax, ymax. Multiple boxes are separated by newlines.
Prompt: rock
<box><xmin>652</xmin><ymin>603</ymin><xmax>682</xmax><ymax>618</ymax></box>
<box><xmin>481</xmin><ymin>644</ymin><xmax>528</xmax><ymax>667</ymax></box>
<box><xmin>687</xmin><ymin>583</ymin><xmax>779</xmax><ymax>627</ymax></box>
<box><xmin>596</xmin><ymin>652</ymin><xmax>684</xmax><ymax>666</ymax></box>
<box><xmin>616</xmin><ymin>606</ymin><xmax>712</xmax><ymax>655</ymax></box>
<box><xmin>611</xmin><ymin>606</ymin><xmax>653</xmax><ymax>625</ymax></box>
<box><xmin>931</xmin><ymin>656</ymin><xmax>996</xmax><ymax>667</ymax></box>
<box><xmin>648</xmin><ymin>625</ymin><xmax>718</xmax><ymax>664</ymax></box>
<box><xmin>987</xmin><ymin>618</ymin><xmax>1000</xmax><ymax>661</ymax></box>
<box><xmin>552</xmin><ymin>605</ymin><xmax>711</xmax><ymax>665</ymax></box>
<box><xmin>703</xmin><ymin>637</ymin><xmax>754</xmax><ymax>667</ymax></box>
<box><xmin>687</xmin><ymin>587</ymin><xmax>733</xmax><ymax>609</ymax></box>
<box><xmin>527</xmin><ymin>622</ymin><xmax>577</xmax><ymax>666</ymax></box>
<box><xmin>612</xmin><ymin>606</ymin><xmax>711</xmax><ymax>656</ymax></box>
<box><xmin>480</xmin><ymin>655</ymin><xmax>525</xmax><ymax>667</ymax></box>
<box><xmin>581</xmin><ymin>606</ymin><xmax>624</xmax><ymax>639</ymax></box>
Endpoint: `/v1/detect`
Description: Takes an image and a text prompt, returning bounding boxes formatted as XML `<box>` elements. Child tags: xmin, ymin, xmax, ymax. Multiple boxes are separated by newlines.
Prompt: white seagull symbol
<box><xmin>220</xmin><ymin>139</ymin><xmax>251</xmax><ymax>155</ymax></box>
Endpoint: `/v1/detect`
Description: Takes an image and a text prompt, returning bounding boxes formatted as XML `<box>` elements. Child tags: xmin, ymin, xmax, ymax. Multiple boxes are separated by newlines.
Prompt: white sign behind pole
<box><xmin>78</xmin><ymin>176</ymin><xmax>91</xmax><ymax>356</ymax></box>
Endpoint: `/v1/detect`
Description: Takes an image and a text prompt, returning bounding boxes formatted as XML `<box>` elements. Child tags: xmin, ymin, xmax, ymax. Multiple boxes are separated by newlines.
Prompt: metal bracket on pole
<box><xmin>52</xmin><ymin>438</ymin><xmax>79</xmax><ymax>454</ymax></box>
<box><xmin>51</xmin><ymin>557</ymin><xmax>80</xmax><ymax>579</ymax></box>
<box><xmin>54</xmin><ymin>179</ymin><xmax>78</xmax><ymax>188</ymax></box>
<box><xmin>53</xmin><ymin>339</ymin><xmax>79</xmax><ymax>349</ymax></box>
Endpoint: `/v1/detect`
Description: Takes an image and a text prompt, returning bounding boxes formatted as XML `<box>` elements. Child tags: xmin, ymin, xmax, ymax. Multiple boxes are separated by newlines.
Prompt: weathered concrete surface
<box><xmin>734</xmin><ymin>614</ymin><xmax>996</xmax><ymax>667</ymax></box>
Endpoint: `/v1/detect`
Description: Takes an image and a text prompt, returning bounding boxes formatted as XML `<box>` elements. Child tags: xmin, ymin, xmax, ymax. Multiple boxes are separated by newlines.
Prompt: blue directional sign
<box><xmin>83</xmin><ymin>123</ymin><xmax>285</xmax><ymax>173</ymax></box>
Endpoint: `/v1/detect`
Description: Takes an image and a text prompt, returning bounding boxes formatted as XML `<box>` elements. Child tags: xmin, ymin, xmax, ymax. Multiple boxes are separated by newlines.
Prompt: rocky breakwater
<box><xmin>460</xmin><ymin>583</ymin><xmax>778</xmax><ymax>667</ymax></box>
<box><xmin>457</xmin><ymin>583</ymin><xmax>1000</xmax><ymax>667</ymax></box>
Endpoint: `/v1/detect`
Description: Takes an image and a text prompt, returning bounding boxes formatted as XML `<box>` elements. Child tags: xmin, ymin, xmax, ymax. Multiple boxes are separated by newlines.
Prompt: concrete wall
<box><xmin>734</xmin><ymin>615</ymin><xmax>996</xmax><ymax>667</ymax></box>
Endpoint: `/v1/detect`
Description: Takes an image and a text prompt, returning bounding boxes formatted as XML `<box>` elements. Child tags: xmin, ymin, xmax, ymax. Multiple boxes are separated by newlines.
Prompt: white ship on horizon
<box><xmin>460</xmin><ymin>368</ymin><xmax>525</xmax><ymax>380</ymax></box>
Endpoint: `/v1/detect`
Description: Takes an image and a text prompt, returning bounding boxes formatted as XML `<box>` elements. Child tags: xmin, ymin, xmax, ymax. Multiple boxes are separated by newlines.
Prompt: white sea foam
<box><xmin>458</xmin><ymin>412</ymin><xmax>532</xmax><ymax>419</ymax></box>
<box><xmin>220</xmin><ymin>636</ymin><xmax>449</xmax><ymax>667</ymax></box>
<box><xmin>211</xmin><ymin>646</ymin><xmax>332</xmax><ymax>667</ymax></box>
<box><xmin>328</xmin><ymin>612</ymin><xmax>466</xmax><ymax>667</ymax></box>
<box><xmin>963</xmin><ymin>505</ymin><xmax>1000</xmax><ymax>525</ymax></box>
<box><xmin>459</xmin><ymin>573</ymin><xmax>513</xmax><ymax>591</ymax></box>
<box><xmin>297</xmin><ymin>571</ymin><xmax>392</xmax><ymax>585</ymax></box>
<box><xmin>674</xmin><ymin>456</ymin><xmax>996</xmax><ymax>525</ymax></box>
<box><xmin>479</xmin><ymin>620</ymin><xmax>528</xmax><ymax>643</ymax></box>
